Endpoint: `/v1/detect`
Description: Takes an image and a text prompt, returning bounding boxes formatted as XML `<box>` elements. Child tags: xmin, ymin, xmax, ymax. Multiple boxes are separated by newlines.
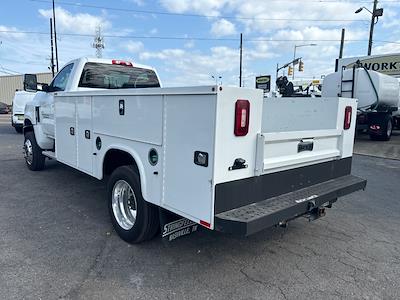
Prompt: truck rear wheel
<box><xmin>369</xmin><ymin>114</ymin><xmax>392</xmax><ymax>141</ymax></box>
<box><xmin>24</xmin><ymin>131</ymin><xmax>46</xmax><ymax>171</ymax></box>
<box><xmin>107</xmin><ymin>166</ymin><xmax>159</xmax><ymax>243</ymax></box>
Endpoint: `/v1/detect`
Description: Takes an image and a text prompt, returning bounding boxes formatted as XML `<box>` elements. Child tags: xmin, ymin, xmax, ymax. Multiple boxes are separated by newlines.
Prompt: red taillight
<box><xmin>112</xmin><ymin>59</ymin><xmax>133</xmax><ymax>67</ymax></box>
<box><xmin>370</xmin><ymin>125</ymin><xmax>381</xmax><ymax>130</ymax></box>
<box><xmin>234</xmin><ymin>100</ymin><xmax>250</xmax><ymax>136</ymax></box>
<box><xmin>344</xmin><ymin>106</ymin><xmax>352</xmax><ymax>130</ymax></box>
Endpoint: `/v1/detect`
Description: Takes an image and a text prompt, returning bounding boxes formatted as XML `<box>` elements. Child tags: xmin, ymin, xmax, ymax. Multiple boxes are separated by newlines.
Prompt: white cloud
<box><xmin>131</xmin><ymin>0</ymin><xmax>145</xmax><ymax>6</ymax></box>
<box><xmin>0</xmin><ymin>25</ymin><xmax>26</xmax><ymax>39</ymax></box>
<box><xmin>149</xmin><ymin>28</ymin><xmax>158</xmax><ymax>35</ymax></box>
<box><xmin>138</xmin><ymin>45</ymin><xmax>280</xmax><ymax>86</ymax></box>
<box><xmin>373</xmin><ymin>41</ymin><xmax>400</xmax><ymax>55</ymax></box>
<box><xmin>139</xmin><ymin>46</ymin><xmax>239</xmax><ymax>86</ymax></box>
<box><xmin>38</xmin><ymin>7</ymin><xmax>111</xmax><ymax>35</ymax></box>
<box><xmin>140</xmin><ymin>48</ymin><xmax>186</xmax><ymax>60</ymax></box>
<box><xmin>125</xmin><ymin>41</ymin><xmax>144</xmax><ymax>53</ymax></box>
<box><xmin>381</xmin><ymin>10</ymin><xmax>400</xmax><ymax>29</ymax></box>
<box><xmin>184</xmin><ymin>40</ymin><xmax>195</xmax><ymax>49</ymax></box>
<box><xmin>211</xmin><ymin>19</ymin><xmax>236</xmax><ymax>37</ymax></box>
<box><xmin>159</xmin><ymin>0</ymin><xmax>229</xmax><ymax>16</ymax></box>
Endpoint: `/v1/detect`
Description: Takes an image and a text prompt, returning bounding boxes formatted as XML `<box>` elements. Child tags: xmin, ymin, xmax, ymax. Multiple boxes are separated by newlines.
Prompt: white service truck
<box><xmin>22</xmin><ymin>57</ymin><xmax>366</xmax><ymax>243</ymax></box>
<box><xmin>11</xmin><ymin>91</ymin><xmax>36</xmax><ymax>133</ymax></box>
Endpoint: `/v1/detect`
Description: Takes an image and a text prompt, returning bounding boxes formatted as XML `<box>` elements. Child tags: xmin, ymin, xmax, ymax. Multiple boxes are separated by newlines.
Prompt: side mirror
<box><xmin>41</xmin><ymin>84</ymin><xmax>59</xmax><ymax>93</ymax></box>
<box><xmin>41</xmin><ymin>83</ymin><xmax>50</xmax><ymax>92</ymax></box>
<box><xmin>23</xmin><ymin>74</ymin><xmax>38</xmax><ymax>92</ymax></box>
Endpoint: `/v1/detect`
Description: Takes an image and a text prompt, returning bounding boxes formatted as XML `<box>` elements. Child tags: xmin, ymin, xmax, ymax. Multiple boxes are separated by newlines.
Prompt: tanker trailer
<box><xmin>322</xmin><ymin>65</ymin><xmax>400</xmax><ymax>141</ymax></box>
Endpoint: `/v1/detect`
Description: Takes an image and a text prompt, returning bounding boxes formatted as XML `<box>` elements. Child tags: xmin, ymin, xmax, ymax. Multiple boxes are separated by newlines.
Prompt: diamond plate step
<box><xmin>215</xmin><ymin>175</ymin><xmax>366</xmax><ymax>236</ymax></box>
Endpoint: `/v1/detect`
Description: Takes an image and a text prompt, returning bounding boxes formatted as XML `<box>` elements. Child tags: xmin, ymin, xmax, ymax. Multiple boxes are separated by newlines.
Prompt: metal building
<box><xmin>0</xmin><ymin>72</ymin><xmax>53</xmax><ymax>105</ymax></box>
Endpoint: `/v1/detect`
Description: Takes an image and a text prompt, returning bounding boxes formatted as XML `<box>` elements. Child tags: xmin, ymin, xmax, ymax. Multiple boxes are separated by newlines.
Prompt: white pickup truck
<box><xmin>23</xmin><ymin>57</ymin><xmax>366</xmax><ymax>243</ymax></box>
<box><xmin>11</xmin><ymin>91</ymin><xmax>36</xmax><ymax>133</ymax></box>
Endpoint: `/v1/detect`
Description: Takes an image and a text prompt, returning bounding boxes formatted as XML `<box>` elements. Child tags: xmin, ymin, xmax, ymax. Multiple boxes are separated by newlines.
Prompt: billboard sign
<box><xmin>337</xmin><ymin>54</ymin><xmax>400</xmax><ymax>77</ymax></box>
<box><xmin>255</xmin><ymin>75</ymin><xmax>271</xmax><ymax>93</ymax></box>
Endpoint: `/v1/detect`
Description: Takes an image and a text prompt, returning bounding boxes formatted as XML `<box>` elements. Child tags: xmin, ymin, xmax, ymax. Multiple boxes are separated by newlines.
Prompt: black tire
<box><xmin>24</xmin><ymin>131</ymin><xmax>46</xmax><ymax>171</ymax></box>
<box><xmin>15</xmin><ymin>126</ymin><xmax>23</xmax><ymax>133</ymax></box>
<box><xmin>107</xmin><ymin>166</ymin><xmax>159</xmax><ymax>243</ymax></box>
<box><xmin>394</xmin><ymin>117</ymin><xmax>400</xmax><ymax>130</ymax></box>
<box><xmin>369</xmin><ymin>114</ymin><xmax>392</xmax><ymax>141</ymax></box>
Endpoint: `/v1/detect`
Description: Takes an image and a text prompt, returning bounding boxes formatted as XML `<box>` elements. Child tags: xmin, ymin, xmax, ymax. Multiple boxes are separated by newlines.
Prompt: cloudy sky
<box><xmin>0</xmin><ymin>0</ymin><xmax>400</xmax><ymax>87</ymax></box>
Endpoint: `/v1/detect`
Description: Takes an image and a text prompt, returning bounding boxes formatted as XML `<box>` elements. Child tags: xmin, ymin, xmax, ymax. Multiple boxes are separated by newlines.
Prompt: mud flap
<box><xmin>159</xmin><ymin>208</ymin><xmax>199</xmax><ymax>242</ymax></box>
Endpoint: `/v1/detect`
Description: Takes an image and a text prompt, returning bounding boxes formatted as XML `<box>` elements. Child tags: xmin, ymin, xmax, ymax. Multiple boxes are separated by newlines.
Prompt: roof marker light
<box><xmin>112</xmin><ymin>59</ymin><xmax>133</xmax><ymax>67</ymax></box>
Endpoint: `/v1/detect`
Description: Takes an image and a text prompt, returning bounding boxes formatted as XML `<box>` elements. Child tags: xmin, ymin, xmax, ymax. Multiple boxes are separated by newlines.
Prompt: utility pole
<box><xmin>92</xmin><ymin>26</ymin><xmax>105</xmax><ymax>58</ymax></box>
<box><xmin>355</xmin><ymin>0</ymin><xmax>383</xmax><ymax>56</ymax></box>
<box><xmin>368</xmin><ymin>0</ymin><xmax>378</xmax><ymax>56</ymax></box>
<box><xmin>339</xmin><ymin>28</ymin><xmax>345</xmax><ymax>59</ymax></box>
<box><xmin>239</xmin><ymin>33</ymin><xmax>243</xmax><ymax>87</ymax></box>
<box><xmin>49</xmin><ymin>18</ymin><xmax>55</xmax><ymax>77</ymax></box>
<box><xmin>52</xmin><ymin>0</ymin><xmax>59</xmax><ymax>72</ymax></box>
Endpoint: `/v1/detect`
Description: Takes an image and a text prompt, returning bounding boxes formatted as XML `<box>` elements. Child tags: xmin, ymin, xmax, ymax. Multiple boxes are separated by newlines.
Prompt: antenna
<box><xmin>92</xmin><ymin>26</ymin><xmax>105</xmax><ymax>58</ymax></box>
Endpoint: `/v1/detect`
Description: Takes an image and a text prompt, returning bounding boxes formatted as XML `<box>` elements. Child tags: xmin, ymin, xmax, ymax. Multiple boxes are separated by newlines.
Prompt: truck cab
<box><xmin>24</xmin><ymin>57</ymin><xmax>161</xmax><ymax>150</ymax></box>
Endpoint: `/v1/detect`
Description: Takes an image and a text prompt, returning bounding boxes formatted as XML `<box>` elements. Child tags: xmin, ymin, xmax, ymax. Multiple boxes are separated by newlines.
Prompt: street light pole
<box><xmin>293</xmin><ymin>46</ymin><xmax>297</xmax><ymax>81</ymax></box>
<box><xmin>292</xmin><ymin>44</ymin><xmax>317</xmax><ymax>80</ymax></box>
<box><xmin>355</xmin><ymin>0</ymin><xmax>383</xmax><ymax>56</ymax></box>
<box><xmin>368</xmin><ymin>0</ymin><xmax>378</xmax><ymax>56</ymax></box>
<box><xmin>52</xmin><ymin>0</ymin><xmax>59</xmax><ymax>72</ymax></box>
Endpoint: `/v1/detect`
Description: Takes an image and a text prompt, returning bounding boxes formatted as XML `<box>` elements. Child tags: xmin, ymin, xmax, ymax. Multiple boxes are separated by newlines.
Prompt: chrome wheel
<box><xmin>112</xmin><ymin>180</ymin><xmax>137</xmax><ymax>230</ymax></box>
<box><xmin>24</xmin><ymin>139</ymin><xmax>33</xmax><ymax>166</ymax></box>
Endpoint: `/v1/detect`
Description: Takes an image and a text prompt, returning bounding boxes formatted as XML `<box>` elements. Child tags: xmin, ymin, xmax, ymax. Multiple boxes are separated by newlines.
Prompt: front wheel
<box><xmin>107</xmin><ymin>166</ymin><xmax>159</xmax><ymax>243</ymax></box>
<box><xmin>15</xmin><ymin>126</ymin><xmax>23</xmax><ymax>133</ymax></box>
<box><xmin>24</xmin><ymin>131</ymin><xmax>46</xmax><ymax>171</ymax></box>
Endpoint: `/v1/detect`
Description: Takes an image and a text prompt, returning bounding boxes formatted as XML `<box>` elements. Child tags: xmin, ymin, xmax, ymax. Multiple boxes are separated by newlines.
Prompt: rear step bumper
<box><xmin>214</xmin><ymin>175</ymin><xmax>366</xmax><ymax>236</ymax></box>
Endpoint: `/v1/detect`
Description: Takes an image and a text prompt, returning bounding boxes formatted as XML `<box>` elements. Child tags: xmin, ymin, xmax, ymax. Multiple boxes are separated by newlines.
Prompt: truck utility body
<box><xmin>23</xmin><ymin>57</ymin><xmax>366</xmax><ymax>243</ymax></box>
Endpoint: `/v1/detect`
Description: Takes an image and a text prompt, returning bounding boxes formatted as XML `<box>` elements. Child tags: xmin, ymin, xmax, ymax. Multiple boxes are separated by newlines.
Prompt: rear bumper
<box><xmin>215</xmin><ymin>175</ymin><xmax>366</xmax><ymax>235</ymax></box>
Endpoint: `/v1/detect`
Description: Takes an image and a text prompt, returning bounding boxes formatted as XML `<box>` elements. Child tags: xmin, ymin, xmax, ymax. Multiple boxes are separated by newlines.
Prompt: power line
<box><xmin>0</xmin><ymin>64</ymin><xmax>22</xmax><ymax>75</ymax></box>
<box><xmin>1</xmin><ymin>30</ymin><xmax>400</xmax><ymax>45</ymax></box>
<box><xmin>0</xmin><ymin>70</ymin><xmax>16</xmax><ymax>75</ymax></box>
<box><xmin>29</xmin><ymin>0</ymin><xmax>373</xmax><ymax>22</ymax></box>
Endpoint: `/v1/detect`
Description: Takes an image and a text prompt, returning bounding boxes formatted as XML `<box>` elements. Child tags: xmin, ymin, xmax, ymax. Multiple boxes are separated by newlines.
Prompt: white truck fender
<box><xmin>100</xmin><ymin>145</ymin><xmax>149</xmax><ymax>201</ymax></box>
<box><xmin>24</xmin><ymin>103</ymin><xmax>37</xmax><ymax>126</ymax></box>
<box><xmin>24</xmin><ymin>103</ymin><xmax>54</xmax><ymax>150</ymax></box>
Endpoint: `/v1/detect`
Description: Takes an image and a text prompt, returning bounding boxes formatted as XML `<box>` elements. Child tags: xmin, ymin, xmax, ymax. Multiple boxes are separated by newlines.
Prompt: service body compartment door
<box><xmin>55</xmin><ymin>96</ymin><xmax>77</xmax><ymax>167</ymax></box>
<box><xmin>76</xmin><ymin>96</ymin><xmax>93</xmax><ymax>174</ymax></box>
<box><xmin>163</xmin><ymin>94</ymin><xmax>216</xmax><ymax>225</ymax></box>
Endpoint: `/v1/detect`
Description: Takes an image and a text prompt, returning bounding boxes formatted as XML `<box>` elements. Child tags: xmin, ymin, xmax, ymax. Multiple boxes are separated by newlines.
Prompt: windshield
<box><xmin>78</xmin><ymin>62</ymin><xmax>160</xmax><ymax>89</ymax></box>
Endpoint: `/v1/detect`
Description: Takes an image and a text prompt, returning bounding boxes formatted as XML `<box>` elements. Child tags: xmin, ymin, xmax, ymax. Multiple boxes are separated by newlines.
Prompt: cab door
<box><xmin>41</xmin><ymin>63</ymin><xmax>74</xmax><ymax>137</ymax></box>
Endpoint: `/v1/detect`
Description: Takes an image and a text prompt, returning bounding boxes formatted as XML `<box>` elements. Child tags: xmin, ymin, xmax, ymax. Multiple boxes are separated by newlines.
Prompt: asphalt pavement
<box><xmin>1</xmin><ymin>115</ymin><xmax>400</xmax><ymax>300</ymax></box>
<box><xmin>354</xmin><ymin>130</ymin><xmax>400</xmax><ymax>160</ymax></box>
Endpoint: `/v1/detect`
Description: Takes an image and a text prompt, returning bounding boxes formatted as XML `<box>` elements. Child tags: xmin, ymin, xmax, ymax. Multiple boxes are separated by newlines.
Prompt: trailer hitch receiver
<box><xmin>308</xmin><ymin>206</ymin><xmax>326</xmax><ymax>222</ymax></box>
